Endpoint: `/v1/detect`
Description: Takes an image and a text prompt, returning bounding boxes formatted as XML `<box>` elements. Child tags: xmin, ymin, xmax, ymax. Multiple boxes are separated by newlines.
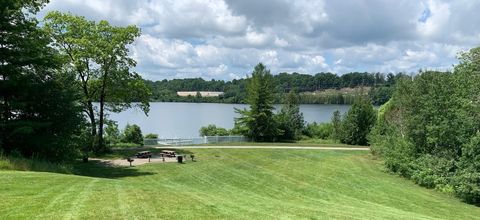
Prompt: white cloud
<box><xmin>417</xmin><ymin>0</ymin><xmax>451</xmax><ymax>37</ymax></box>
<box><xmin>39</xmin><ymin>0</ymin><xmax>480</xmax><ymax>80</ymax></box>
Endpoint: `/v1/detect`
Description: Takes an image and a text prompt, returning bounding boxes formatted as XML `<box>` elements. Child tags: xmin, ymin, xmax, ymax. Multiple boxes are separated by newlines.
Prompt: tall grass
<box><xmin>0</xmin><ymin>154</ymin><xmax>72</xmax><ymax>174</ymax></box>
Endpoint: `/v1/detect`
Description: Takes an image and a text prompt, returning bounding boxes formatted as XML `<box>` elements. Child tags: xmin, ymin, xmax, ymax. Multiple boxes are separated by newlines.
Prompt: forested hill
<box><xmin>145</xmin><ymin>72</ymin><xmax>410</xmax><ymax>105</ymax></box>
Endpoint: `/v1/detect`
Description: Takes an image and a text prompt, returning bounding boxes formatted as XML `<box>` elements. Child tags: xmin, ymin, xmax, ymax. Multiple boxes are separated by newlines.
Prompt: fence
<box><xmin>144</xmin><ymin>136</ymin><xmax>249</xmax><ymax>146</ymax></box>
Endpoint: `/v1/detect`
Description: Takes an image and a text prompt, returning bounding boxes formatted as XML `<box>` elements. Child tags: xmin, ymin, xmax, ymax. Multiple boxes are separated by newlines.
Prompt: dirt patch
<box><xmin>91</xmin><ymin>156</ymin><xmax>187</xmax><ymax>167</ymax></box>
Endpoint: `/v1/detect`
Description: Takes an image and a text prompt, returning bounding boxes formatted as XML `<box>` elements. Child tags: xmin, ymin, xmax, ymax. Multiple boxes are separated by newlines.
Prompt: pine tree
<box><xmin>235</xmin><ymin>63</ymin><xmax>279</xmax><ymax>141</ymax></box>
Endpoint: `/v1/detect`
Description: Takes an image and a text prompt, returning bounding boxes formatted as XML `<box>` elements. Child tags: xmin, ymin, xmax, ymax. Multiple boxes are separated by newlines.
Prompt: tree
<box><xmin>43</xmin><ymin>12</ymin><xmax>151</xmax><ymax>153</ymax></box>
<box><xmin>144</xmin><ymin>133</ymin><xmax>158</xmax><ymax>139</ymax></box>
<box><xmin>369</xmin><ymin>53</ymin><xmax>480</xmax><ymax>204</ymax></box>
<box><xmin>122</xmin><ymin>124</ymin><xmax>143</xmax><ymax>146</ymax></box>
<box><xmin>199</xmin><ymin>124</ymin><xmax>230</xmax><ymax>136</ymax></box>
<box><xmin>340</xmin><ymin>97</ymin><xmax>376</xmax><ymax>145</ymax></box>
<box><xmin>0</xmin><ymin>0</ymin><xmax>84</xmax><ymax>160</ymax></box>
<box><xmin>277</xmin><ymin>90</ymin><xmax>304</xmax><ymax>140</ymax></box>
<box><xmin>104</xmin><ymin>120</ymin><xmax>121</xmax><ymax>146</ymax></box>
<box><xmin>235</xmin><ymin>63</ymin><xmax>279</xmax><ymax>141</ymax></box>
<box><xmin>331</xmin><ymin>110</ymin><xmax>342</xmax><ymax>141</ymax></box>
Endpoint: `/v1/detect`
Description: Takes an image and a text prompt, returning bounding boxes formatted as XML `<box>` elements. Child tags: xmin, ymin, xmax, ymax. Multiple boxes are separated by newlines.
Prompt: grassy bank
<box><xmin>188</xmin><ymin>140</ymin><xmax>363</xmax><ymax>148</ymax></box>
<box><xmin>1</xmin><ymin>149</ymin><xmax>479</xmax><ymax>219</ymax></box>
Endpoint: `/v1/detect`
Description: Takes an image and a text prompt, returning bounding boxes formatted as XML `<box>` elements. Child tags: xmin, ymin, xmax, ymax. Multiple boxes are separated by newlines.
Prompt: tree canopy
<box><xmin>43</xmin><ymin>12</ymin><xmax>151</xmax><ymax>153</ymax></box>
<box><xmin>370</xmin><ymin>47</ymin><xmax>480</xmax><ymax>205</ymax></box>
<box><xmin>235</xmin><ymin>63</ymin><xmax>279</xmax><ymax>141</ymax></box>
<box><xmin>0</xmin><ymin>0</ymin><xmax>83</xmax><ymax>160</ymax></box>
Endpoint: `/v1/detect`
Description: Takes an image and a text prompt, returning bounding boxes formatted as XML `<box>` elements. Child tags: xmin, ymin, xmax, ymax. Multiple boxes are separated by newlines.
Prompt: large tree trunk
<box><xmin>96</xmin><ymin>66</ymin><xmax>110</xmax><ymax>153</ymax></box>
<box><xmin>86</xmin><ymin>100</ymin><xmax>96</xmax><ymax>151</ymax></box>
<box><xmin>97</xmin><ymin>94</ymin><xmax>105</xmax><ymax>153</ymax></box>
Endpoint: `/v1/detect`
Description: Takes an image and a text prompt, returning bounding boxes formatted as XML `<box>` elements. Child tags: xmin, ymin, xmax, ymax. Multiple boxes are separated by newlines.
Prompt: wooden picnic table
<box><xmin>161</xmin><ymin>150</ymin><xmax>176</xmax><ymax>157</ymax></box>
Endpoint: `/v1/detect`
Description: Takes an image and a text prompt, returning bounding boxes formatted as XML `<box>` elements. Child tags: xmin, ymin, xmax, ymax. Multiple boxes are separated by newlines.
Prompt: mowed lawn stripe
<box><xmin>1</xmin><ymin>149</ymin><xmax>480</xmax><ymax>219</ymax></box>
<box><xmin>63</xmin><ymin>178</ymin><xmax>99</xmax><ymax>219</ymax></box>
<box><xmin>0</xmin><ymin>172</ymin><xmax>83</xmax><ymax>218</ymax></box>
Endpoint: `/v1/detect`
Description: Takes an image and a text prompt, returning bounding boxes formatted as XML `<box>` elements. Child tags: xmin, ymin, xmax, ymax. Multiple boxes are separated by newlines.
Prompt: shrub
<box><xmin>122</xmin><ymin>124</ymin><xmax>143</xmax><ymax>146</ymax></box>
<box><xmin>145</xmin><ymin>133</ymin><xmax>158</xmax><ymax>139</ymax></box>
<box><xmin>303</xmin><ymin>122</ymin><xmax>333</xmax><ymax>139</ymax></box>
<box><xmin>410</xmin><ymin>155</ymin><xmax>455</xmax><ymax>190</ymax></box>
<box><xmin>454</xmin><ymin>132</ymin><xmax>480</xmax><ymax>204</ymax></box>
<box><xmin>104</xmin><ymin>120</ymin><xmax>121</xmax><ymax>146</ymax></box>
<box><xmin>199</xmin><ymin>124</ymin><xmax>230</xmax><ymax>136</ymax></box>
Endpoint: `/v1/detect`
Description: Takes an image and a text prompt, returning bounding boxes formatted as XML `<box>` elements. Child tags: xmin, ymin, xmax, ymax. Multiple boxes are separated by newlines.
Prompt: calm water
<box><xmin>108</xmin><ymin>102</ymin><xmax>350</xmax><ymax>138</ymax></box>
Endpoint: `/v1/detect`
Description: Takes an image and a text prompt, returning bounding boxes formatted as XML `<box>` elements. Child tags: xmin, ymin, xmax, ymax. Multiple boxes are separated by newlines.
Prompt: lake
<box><xmin>108</xmin><ymin>102</ymin><xmax>350</xmax><ymax>138</ymax></box>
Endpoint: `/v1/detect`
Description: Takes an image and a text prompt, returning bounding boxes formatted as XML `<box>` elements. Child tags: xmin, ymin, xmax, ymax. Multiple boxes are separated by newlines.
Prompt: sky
<box><xmin>38</xmin><ymin>0</ymin><xmax>480</xmax><ymax>81</ymax></box>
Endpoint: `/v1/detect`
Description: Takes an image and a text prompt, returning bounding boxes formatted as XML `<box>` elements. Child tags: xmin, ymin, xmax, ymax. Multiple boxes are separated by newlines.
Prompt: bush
<box><xmin>145</xmin><ymin>133</ymin><xmax>158</xmax><ymax>139</ymax></box>
<box><xmin>454</xmin><ymin>132</ymin><xmax>480</xmax><ymax>204</ymax></box>
<box><xmin>199</xmin><ymin>124</ymin><xmax>230</xmax><ymax>136</ymax></box>
<box><xmin>369</xmin><ymin>48</ymin><xmax>480</xmax><ymax>205</ymax></box>
<box><xmin>122</xmin><ymin>124</ymin><xmax>143</xmax><ymax>146</ymax></box>
<box><xmin>303</xmin><ymin>122</ymin><xmax>333</xmax><ymax>139</ymax></box>
<box><xmin>104</xmin><ymin>120</ymin><xmax>121</xmax><ymax>146</ymax></box>
<box><xmin>381</xmin><ymin>136</ymin><xmax>415</xmax><ymax>177</ymax></box>
<box><xmin>410</xmin><ymin>155</ymin><xmax>455</xmax><ymax>190</ymax></box>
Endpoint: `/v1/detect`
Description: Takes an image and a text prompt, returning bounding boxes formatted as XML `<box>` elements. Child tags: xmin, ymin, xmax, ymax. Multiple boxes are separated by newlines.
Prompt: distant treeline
<box><xmin>145</xmin><ymin>72</ymin><xmax>409</xmax><ymax>105</ymax></box>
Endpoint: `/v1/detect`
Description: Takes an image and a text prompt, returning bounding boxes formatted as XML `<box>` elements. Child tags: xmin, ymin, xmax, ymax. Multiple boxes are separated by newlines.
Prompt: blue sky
<box><xmin>38</xmin><ymin>0</ymin><xmax>480</xmax><ymax>80</ymax></box>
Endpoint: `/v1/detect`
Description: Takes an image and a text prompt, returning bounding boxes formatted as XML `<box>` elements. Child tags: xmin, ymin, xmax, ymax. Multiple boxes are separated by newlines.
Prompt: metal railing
<box><xmin>144</xmin><ymin>136</ymin><xmax>249</xmax><ymax>146</ymax></box>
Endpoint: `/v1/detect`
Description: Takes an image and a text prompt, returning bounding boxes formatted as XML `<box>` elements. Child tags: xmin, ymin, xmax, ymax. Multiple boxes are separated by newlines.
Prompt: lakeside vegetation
<box><xmin>146</xmin><ymin>72</ymin><xmax>404</xmax><ymax>105</ymax></box>
<box><xmin>369</xmin><ymin>50</ymin><xmax>480</xmax><ymax>205</ymax></box>
<box><xmin>200</xmin><ymin>63</ymin><xmax>377</xmax><ymax>146</ymax></box>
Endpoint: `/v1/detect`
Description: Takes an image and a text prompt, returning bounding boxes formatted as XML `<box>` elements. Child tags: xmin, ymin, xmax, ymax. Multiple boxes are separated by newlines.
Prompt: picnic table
<box><xmin>161</xmin><ymin>150</ymin><xmax>176</xmax><ymax>157</ymax></box>
<box><xmin>136</xmin><ymin>151</ymin><xmax>152</xmax><ymax>158</ymax></box>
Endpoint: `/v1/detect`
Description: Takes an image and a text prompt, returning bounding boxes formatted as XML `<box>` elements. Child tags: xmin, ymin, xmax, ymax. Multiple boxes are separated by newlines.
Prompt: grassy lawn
<box><xmin>1</xmin><ymin>149</ymin><xmax>479</xmax><ymax>219</ymax></box>
<box><xmin>184</xmin><ymin>140</ymin><xmax>366</xmax><ymax>148</ymax></box>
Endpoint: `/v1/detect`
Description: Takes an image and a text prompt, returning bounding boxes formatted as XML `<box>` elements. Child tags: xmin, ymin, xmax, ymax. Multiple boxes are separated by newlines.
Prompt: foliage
<box><xmin>144</xmin><ymin>133</ymin><xmax>158</xmax><ymax>139</ymax></box>
<box><xmin>199</xmin><ymin>124</ymin><xmax>230</xmax><ymax>136</ymax></box>
<box><xmin>235</xmin><ymin>63</ymin><xmax>279</xmax><ymax>141</ymax></box>
<box><xmin>276</xmin><ymin>90</ymin><xmax>305</xmax><ymax>140</ymax></box>
<box><xmin>43</xmin><ymin>11</ymin><xmax>150</xmax><ymax>154</ymax></box>
<box><xmin>104</xmin><ymin>120</ymin><xmax>121</xmax><ymax>146</ymax></box>
<box><xmin>146</xmin><ymin>72</ymin><xmax>407</xmax><ymax>105</ymax></box>
<box><xmin>303</xmin><ymin>122</ymin><xmax>333</xmax><ymax>140</ymax></box>
<box><xmin>331</xmin><ymin>110</ymin><xmax>342</xmax><ymax>141</ymax></box>
<box><xmin>370</xmin><ymin>47</ymin><xmax>480</xmax><ymax>205</ymax></box>
<box><xmin>0</xmin><ymin>0</ymin><xmax>84</xmax><ymax>161</ymax></box>
<box><xmin>122</xmin><ymin>124</ymin><xmax>143</xmax><ymax>146</ymax></box>
<box><xmin>454</xmin><ymin>132</ymin><xmax>480</xmax><ymax>204</ymax></box>
<box><xmin>369</xmin><ymin>86</ymin><xmax>394</xmax><ymax>106</ymax></box>
<box><xmin>340</xmin><ymin>97</ymin><xmax>376</xmax><ymax>145</ymax></box>
<box><xmin>110</xmin><ymin>142</ymin><xmax>139</xmax><ymax>148</ymax></box>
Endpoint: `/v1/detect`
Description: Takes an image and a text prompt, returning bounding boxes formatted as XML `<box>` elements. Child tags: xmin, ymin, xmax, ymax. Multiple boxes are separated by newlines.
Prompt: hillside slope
<box><xmin>1</xmin><ymin>149</ymin><xmax>479</xmax><ymax>219</ymax></box>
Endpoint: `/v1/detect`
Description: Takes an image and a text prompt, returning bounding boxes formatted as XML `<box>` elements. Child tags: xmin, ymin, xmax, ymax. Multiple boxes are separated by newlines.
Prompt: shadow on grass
<box><xmin>1</xmin><ymin>147</ymin><xmax>196</xmax><ymax>179</ymax></box>
<box><xmin>98</xmin><ymin>147</ymin><xmax>194</xmax><ymax>160</ymax></box>
<box><xmin>69</xmin><ymin>160</ymin><xmax>156</xmax><ymax>179</ymax></box>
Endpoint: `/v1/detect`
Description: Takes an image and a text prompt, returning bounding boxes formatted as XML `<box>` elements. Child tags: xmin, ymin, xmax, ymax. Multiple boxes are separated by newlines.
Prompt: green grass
<box><xmin>1</xmin><ymin>149</ymin><xmax>479</xmax><ymax>219</ymax></box>
<box><xmin>188</xmin><ymin>141</ymin><xmax>365</xmax><ymax>148</ymax></box>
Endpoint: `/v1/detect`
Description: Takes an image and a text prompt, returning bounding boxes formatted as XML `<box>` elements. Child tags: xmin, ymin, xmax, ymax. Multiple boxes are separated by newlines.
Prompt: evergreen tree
<box><xmin>235</xmin><ymin>63</ymin><xmax>279</xmax><ymax>141</ymax></box>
